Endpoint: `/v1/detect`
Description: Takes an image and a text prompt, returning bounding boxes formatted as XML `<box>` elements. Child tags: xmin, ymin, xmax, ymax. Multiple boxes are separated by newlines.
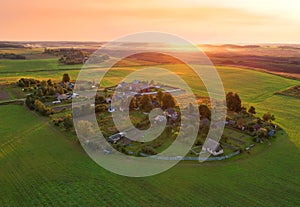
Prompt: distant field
<box><xmin>0</xmin><ymin>59</ymin><xmax>299</xmax><ymax>142</ymax></box>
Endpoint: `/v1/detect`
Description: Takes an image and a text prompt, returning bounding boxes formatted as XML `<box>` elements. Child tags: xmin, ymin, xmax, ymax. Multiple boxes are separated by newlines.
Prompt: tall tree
<box><xmin>262</xmin><ymin>112</ymin><xmax>275</xmax><ymax>122</ymax></box>
<box><xmin>162</xmin><ymin>93</ymin><xmax>176</xmax><ymax>109</ymax></box>
<box><xmin>156</xmin><ymin>90</ymin><xmax>163</xmax><ymax>105</ymax></box>
<box><xmin>226</xmin><ymin>92</ymin><xmax>242</xmax><ymax>112</ymax></box>
<box><xmin>63</xmin><ymin>114</ymin><xmax>73</xmax><ymax>130</ymax></box>
<box><xmin>199</xmin><ymin>104</ymin><xmax>211</xmax><ymax>120</ymax></box>
<box><xmin>139</xmin><ymin>95</ymin><xmax>153</xmax><ymax>112</ymax></box>
<box><xmin>62</xmin><ymin>73</ymin><xmax>70</xmax><ymax>83</ymax></box>
<box><xmin>248</xmin><ymin>106</ymin><xmax>256</xmax><ymax>115</ymax></box>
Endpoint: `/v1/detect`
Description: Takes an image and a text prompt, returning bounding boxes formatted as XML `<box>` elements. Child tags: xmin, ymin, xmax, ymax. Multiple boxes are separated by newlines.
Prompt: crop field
<box><xmin>0</xmin><ymin>58</ymin><xmax>300</xmax><ymax>206</ymax></box>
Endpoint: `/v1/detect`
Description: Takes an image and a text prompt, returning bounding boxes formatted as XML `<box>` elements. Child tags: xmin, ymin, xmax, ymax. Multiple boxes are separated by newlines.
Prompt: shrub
<box><xmin>140</xmin><ymin>146</ymin><xmax>157</xmax><ymax>155</ymax></box>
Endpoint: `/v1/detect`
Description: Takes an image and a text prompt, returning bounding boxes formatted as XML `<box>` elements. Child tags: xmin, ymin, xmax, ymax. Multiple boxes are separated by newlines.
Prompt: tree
<box><xmin>139</xmin><ymin>95</ymin><xmax>153</xmax><ymax>112</ymax></box>
<box><xmin>95</xmin><ymin>104</ymin><xmax>107</xmax><ymax>113</ymax></box>
<box><xmin>25</xmin><ymin>94</ymin><xmax>35</xmax><ymax>110</ymax></box>
<box><xmin>63</xmin><ymin>114</ymin><xmax>73</xmax><ymax>130</ymax></box>
<box><xmin>140</xmin><ymin>146</ymin><xmax>156</xmax><ymax>155</ymax></box>
<box><xmin>199</xmin><ymin>104</ymin><xmax>211</xmax><ymax>120</ymax></box>
<box><xmin>262</xmin><ymin>112</ymin><xmax>275</xmax><ymax>122</ymax></box>
<box><xmin>156</xmin><ymin>90</ymin><xmax>163</xmax><ymax>105</ymax></box>
<box><xmin>95</xmin><ymin>94</ymin><xmax>105</xmax><ymax>104</ymax></box>
<box><xmin>34</xmin><ymin>99</ymin><xmax>53</xmax><ymax>116</ymax></box>
<box><xmin>37</xmin><ymin>89</ymin><xmax>44</xmax><ymax>97</ymax></box>
<box><xmin>76</xmin><ymin>120</ymin><xmax>95</xmax><ymax>138</ymax></box>
<box><xmin>257</xmin><ymin>128</ymin><xmax>268</xmax><ymax>138</ymax></box>
<box><xmin>248</xmin><ymin>106</ymin><xmax>256</xmax><ymax>115</ymax></box>
<box><xmin>56</xmin><ymin>86</ymin><xmax>64</xmax><ymax>94</ymax></box>
<box><xmin>62</xmin><ymin>73</ymin><xmax>70</xmax><ymax>83</ymax></box>
<box><xmin>226</xmin><ymin>92</ymin><xmax>242</xmax><ymax>112</ymax></box>
<box><xmin>129</xmin><ymin>97</ymin><xmax>137</xmax><ymax>110</ymax></box>
<box><xmin>48</xmin><ymin>86</ymin><xmax>55</xmax><ymax>95</ymax></box>
<box><xmin>162</xmin><ymin>93</ymin><xmax>176</xmax><ymax>109</ymax></box>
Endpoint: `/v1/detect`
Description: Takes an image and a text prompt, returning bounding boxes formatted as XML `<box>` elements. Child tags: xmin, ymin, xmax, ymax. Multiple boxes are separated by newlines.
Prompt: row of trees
<box><xmin>53</xmin><ymin>114</ymin><xmax>73</xmax><ymax>130</ymax></box>
<box><xmin>25</xmin><ymin>96</ymin><xmax>54</xmax><ymax>116</ymax></box>
<box><xmin>137</xmin><ymin>91</ymin><xmax>176</xmax><ymax>112</ymax></box>
<box><xmin>0</xmin><ymin>53</ymin><xmax>25</xmax><ymax>60</ymax></box>
<box><xmin>226</xmin><ymin>92</ymin><xmax>275</xmax><ymax>121</ymax></box>
<box><xmin>18</xmin><ymin>78</ymin><xmax>40</xmax><ymax>87</ymax></box>
<box><xmin>18</xmin><ymin>77</ymin><xmax>71</xmax><ymax>96</ymax></box>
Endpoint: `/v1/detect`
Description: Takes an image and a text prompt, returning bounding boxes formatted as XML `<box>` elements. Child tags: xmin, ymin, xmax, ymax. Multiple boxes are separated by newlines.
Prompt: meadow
<box><xmin>0</xmin><ymin>57</ymin><xmax>299</xmax><ymax>206</ymax></box>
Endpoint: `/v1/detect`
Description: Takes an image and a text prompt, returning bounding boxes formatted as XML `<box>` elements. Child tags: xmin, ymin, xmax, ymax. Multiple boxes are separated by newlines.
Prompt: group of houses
<box><xmin>114</xmin><ymin>80</ymin><xmax>181</xmax><ymax>100</ymax></box>
<box><xmin>52</xmin><ymin>92</ymin><xmax>79</xmax><ymax>104</ymax></box>
<box><xmin>225</xmin><ymin>118</ymin><xmax>277</xmax><ymax>137</ymax></box>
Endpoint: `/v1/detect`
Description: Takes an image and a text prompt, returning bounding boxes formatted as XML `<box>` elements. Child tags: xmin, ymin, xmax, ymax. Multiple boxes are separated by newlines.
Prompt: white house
<box><xmin>202</xmin><ymin>138</ymin><xmax>224</xmax><ymax>156</ymax></box>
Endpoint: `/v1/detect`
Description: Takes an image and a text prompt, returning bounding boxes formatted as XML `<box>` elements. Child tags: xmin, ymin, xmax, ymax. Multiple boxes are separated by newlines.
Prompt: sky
<box><xmin>1</xmin><ymin>0</ymin><xmax>300</xmax><ymax>43</ymax></box>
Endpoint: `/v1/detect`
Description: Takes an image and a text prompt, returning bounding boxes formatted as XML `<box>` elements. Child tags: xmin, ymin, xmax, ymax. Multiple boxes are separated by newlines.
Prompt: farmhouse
<box><xmin>154</xmin><ymin>115</ymin><xmax>166</xmax><ymax>124</ymax></box>
<box><xmin>202</xmin><ymin>138</ymin><xmax>224</xmax><ymax>156</ymax></box>
<box><xmin>108</xmin><ymin>106</ymin><xmax>116</xmax><ymax>113</ymax></box>
<box><xmin>164</xmin><ymin>108</ymin><xmax>178</xmax><ymax>120</ymax></box>
<box><xmin>105</xmin><ymin>97</ymin><xmax>112</xmax><ymax>104</ymax></box>
<box><xmin>108</xmin><ymin>132</ymin><xmax>126</xmax><ymax>143</ymax></box>
<box><xmin>57</xmin><ymin>94</ymin><xmax>70</xmax><ymax>101</ymax></box>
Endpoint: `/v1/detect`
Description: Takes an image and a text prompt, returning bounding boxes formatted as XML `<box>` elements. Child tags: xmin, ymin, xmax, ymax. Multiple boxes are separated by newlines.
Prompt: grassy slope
<box><xmin>0</xmin><ymin>106</ymin><xmax>299</xmax><ymax>206</ymax></box>
<box><xmin>0</xmin><ymin>59</ymin><xmax>82</xmax><ymax>83</ymax></box>
<box><xmin>0</xmin><ymin>61</ymin><xmax>300</xmax><ymax>206</ymax></box>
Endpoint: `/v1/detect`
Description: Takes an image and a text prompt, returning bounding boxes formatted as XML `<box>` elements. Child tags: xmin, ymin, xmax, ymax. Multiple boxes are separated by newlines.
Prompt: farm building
<box><xmin>154</xmin><ymin>115</ymin><xmax>166</xmax><ymax>123</ymax></box>
<box><xmin>202</xmin><ymin>138</ymin><xmax>224</xmax><ymax>156</ymax></box>
<box><xmin>164</xmin><ymin>108</ymin><xmax>178</xmax><ymax>120</ymax></box>
<box><xmin>108</xmin><ymin>132</ymin><xmax>126</xmax><ymax>143</ymax></box>
<box><xmin>108</xmin><ymin>106</ymin><xmax>116</xmax><ymax>113</ymax></box>
<box><xmin>105</xmin><ymin>97</ymin><xmax>112</xmax><ymax>104</ymax></box>
<box><xmin>57</xmin><ymin>94</ymin><xmax>70</xmax><ymax>101</ymax></box>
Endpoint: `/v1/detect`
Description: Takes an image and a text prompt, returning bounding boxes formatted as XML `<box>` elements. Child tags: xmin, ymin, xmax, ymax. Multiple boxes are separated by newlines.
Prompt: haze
<box><xmin>1</xmin><ymin>0</ymin><xmax>300</xmax><ymax>43</ymax></box>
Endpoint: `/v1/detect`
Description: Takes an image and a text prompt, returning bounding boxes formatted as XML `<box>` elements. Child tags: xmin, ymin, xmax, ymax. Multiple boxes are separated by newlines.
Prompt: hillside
<box><xmin>0</xmin><ymin>65</ymin><xmax>299</xmax><ymax>206</ymax></box>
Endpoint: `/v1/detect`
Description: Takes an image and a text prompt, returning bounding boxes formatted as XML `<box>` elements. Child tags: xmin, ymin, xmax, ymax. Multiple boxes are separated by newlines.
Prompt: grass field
<box><xmin>0</xmin><ymin>104</ymin><xmax>299</xmax><ymax>206</ymax></box>
<box><xmin>0</xmin><ymin>59</ymin><xmax>300</xmax><ymax>206</ymax></box>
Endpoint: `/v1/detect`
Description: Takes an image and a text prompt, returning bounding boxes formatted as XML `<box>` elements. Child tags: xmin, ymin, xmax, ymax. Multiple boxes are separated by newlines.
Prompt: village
<box><xmin>17</xmin><ymin>74</ymin><xmax>280</xmax><ymax>160</ymax></box>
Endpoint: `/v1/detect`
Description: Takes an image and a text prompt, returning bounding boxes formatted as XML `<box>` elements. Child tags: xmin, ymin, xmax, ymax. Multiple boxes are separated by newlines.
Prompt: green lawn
<box><xmin>0</xmin><ymin>62</ymin><xmax>300</xmax><ymax>206</ymax></box>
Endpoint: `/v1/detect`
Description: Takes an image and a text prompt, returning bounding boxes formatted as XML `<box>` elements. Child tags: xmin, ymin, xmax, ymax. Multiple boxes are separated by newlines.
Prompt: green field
<box><xmin>0</xmin><ymin>59</ymin><xmax>300</xmax><ymax>206</ymax></box>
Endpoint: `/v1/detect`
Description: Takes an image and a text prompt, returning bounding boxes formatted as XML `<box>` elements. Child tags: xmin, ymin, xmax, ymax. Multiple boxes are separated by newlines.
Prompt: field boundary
<box><xmin>139</xmin><ymin>151</ymin><xmax>241</xmax><ymax>161</ymax></box>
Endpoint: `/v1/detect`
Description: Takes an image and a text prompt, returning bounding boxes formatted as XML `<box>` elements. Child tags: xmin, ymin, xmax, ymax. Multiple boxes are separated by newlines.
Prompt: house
<box><xmin>52</xmin><ymin>100</ymin><xmax>61</xmax><ymax>104</ymax></box>
<box><xmin>108</xmin><ymin>106</ymin><xmax>116</xmax><ymax>113</ymax></box>
<box><xmin>67</xmin><ymin>82</ymin><xmax>74</xmax><ymax>89</ymax></box>
<box><xmin>237</xmin><ymin>118</ymin><xmax>246</xmax><ymax>128</ymax></box>
<box><xmin>154</xmin><ymin>115</ymin><xmax>166</xmax><ymax>124</ymax></box>
<box><xmin>108</xmin><ymin>132</ymin><xmax>126</xmax><ymax>143</ymax></box>
<box><xmin>253</xmin><ymin>124</ymin><xmax>261</xmax><ymax>131</ymax></box>
<box><xmin>164</xmin><ymin>108</ymin><xmax>178</xmax><ymax>121</ymax></box>
<box><xmin>228</xmin><ymin>120</ymin><xmax>236</xmax><ymax>126</ymax></box>
<box><xmin>71</xmin><ymin>92</ymin><xmax>79</xmax><ymax>98</ymax></box>
<box><xmin>202</xmin><ymin>138</ymin><xmax>224</xmax><ymax>156</ymax></box>
<box><xmin>119</xmin><ymin>106</ymin><xmax>126</xmax><ymax>112</ymax></box>
<box><xmin>57</xmin><ymin>94</ymin><xmax>70</xmax><ymax>101</ymax></box>
<box><xmin>117</xmin><ymin>82</ymin><xmax>127</xmax><ymax>88</ymax></box>
<box><xmin>105</xmin><ymin>97</ymin><xmax>112</xmax><ymax>104</ymax></box>
<box><xmin>268</xmin><ymin>130</ymin><xmax>276</xmax><ymax>137</ymax></box>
